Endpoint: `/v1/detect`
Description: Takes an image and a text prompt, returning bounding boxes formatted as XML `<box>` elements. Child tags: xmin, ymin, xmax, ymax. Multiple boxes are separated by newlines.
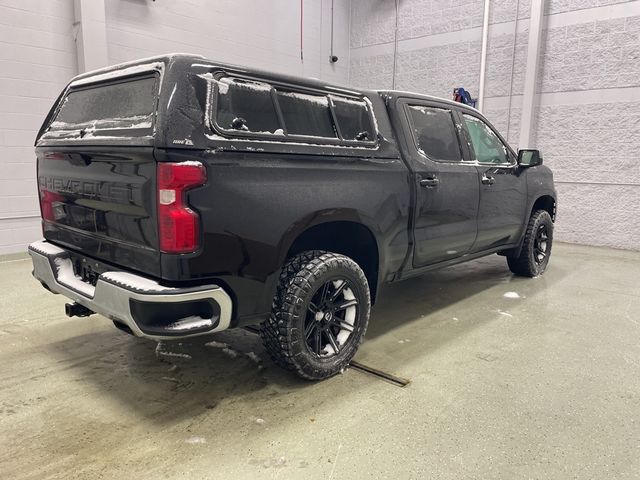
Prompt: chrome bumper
<box><xmin>28</xmin><ymin>240</ymin><xmax>233</xmax><ymax>340</ymax></box>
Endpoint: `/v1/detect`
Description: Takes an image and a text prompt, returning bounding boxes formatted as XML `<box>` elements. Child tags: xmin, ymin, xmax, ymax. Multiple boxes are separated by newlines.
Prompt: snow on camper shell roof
<box><xmin>71</xmin><ymin>53</ymin><xmax>367</xmax><ymax>98</ymax></box>
<box><xmin>68</xmin><ymin>54</ymin><xmax>476</xmax><ymax>113</ymax></box>
<box><xmin>69</xmin><ymin>53</ymin><xmax>203</xmax><ymax>84</ymax></box>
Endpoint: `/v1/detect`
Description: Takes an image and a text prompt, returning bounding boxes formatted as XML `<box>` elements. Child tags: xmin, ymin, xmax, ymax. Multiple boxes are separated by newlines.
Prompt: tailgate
<box><xmin>36</xmin><ymin>71</ymin><xmax>162</xmax><ymax>276</ymax></box>
<box><xmin>37</xmin><ymin>148</ymin><xmax>160</xmax><ymax>276</ymax></box>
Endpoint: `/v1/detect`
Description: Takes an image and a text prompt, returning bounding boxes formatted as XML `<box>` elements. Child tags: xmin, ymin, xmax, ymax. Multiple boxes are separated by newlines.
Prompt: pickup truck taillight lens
<box><xmin>157</xmin><ymin>162</ymin><xmax>206</xmax><ymax>254</ymax></box>
<box><xmin>39</xmin><ymin>190</ymin><xmax>65</xmax><ymax>222</ymax></box>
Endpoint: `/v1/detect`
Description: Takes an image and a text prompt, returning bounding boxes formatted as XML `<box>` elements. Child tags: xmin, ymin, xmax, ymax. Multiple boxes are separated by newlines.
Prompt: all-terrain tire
<box><xmin>260</xmin><ymin>250</ymin><xmax>371</xmax><ymax>380</ymax></box>
<box><xmin>507</xmin><ymin>209</ymin><xmax>553</xmax><ymax>277</ymax></box>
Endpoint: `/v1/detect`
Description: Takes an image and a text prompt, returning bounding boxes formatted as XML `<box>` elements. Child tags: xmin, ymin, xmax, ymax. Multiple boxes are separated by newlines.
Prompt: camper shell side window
<box><xmin>210</xmin><ymin>75</ymin><xmax>377</xmax><ymax>147</ymax></box>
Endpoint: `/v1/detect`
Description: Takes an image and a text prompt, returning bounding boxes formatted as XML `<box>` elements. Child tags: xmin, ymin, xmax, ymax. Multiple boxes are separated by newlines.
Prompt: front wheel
<box><xmin>507</xmin><ymin>209</ymin><xmax>554</xmax><ymax>277</ymax></box>
<box><xmin>260</xmin><ymin>251</ymin><xmax>371</xmax><ymax>380</ymax></box>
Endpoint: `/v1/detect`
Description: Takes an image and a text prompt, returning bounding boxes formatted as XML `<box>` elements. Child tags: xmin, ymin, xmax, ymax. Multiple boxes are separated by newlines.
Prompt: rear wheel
<box><xmin>507</xmin><ymin>210</ymin><xmax>553</xmax><ymax>277</ymax></box>
<box><xmin>260</xmin><ymin>251</ymin><xmax>371</xmax><ymax>380</ymax></box>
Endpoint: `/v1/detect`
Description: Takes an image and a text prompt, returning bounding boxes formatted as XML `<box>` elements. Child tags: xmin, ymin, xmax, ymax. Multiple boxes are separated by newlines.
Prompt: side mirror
<box><xmin>517</xmin><ymin>149</ymin><xmax>542</xmax><ymax>167</ymax></box>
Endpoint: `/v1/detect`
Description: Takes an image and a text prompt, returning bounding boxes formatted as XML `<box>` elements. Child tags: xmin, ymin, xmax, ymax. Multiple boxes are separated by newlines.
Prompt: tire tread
<box><xmin>260</xmin><ymin>250</ymin><xmax>370</xmax><ymax>380</ymax></box>
<box><xmin>507</xmin><ymin>210</ymin><xmax>553</xmax><ymax>277</ymax></box>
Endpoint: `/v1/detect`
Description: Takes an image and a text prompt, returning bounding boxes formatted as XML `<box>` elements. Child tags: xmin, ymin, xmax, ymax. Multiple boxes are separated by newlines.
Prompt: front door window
<box><xmin>462</xmin><ymin>114</ymin><xmax>509</xmax><ymax>164</ymax></box>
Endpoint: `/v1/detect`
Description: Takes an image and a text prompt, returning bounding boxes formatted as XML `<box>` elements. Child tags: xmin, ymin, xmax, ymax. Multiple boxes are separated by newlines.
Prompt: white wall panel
<box><xmin>0</xmin><ymin>0</ymin><xmax>76</xmax><ymax>255</ymax></box>
<box><xmin>104</xmin><ymin>0</ymin><xmax>350</xmax><ymax>84</ymax></box>
<box><xmin>349</xmin><ymin>0</ymin><xmax>640</xmax><ymax>250</ymax></box>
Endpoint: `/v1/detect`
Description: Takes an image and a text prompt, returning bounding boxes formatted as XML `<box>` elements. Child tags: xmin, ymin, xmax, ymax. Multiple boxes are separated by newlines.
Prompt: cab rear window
<box><xmin>43</xmin><ymin>74</ymin><xmax>158</xmax><ymax>140</ymax></box>
<box><xmin>213</xmin><ymin>76</ymin><xmax>375</xmax><ymax>145</ymax></box>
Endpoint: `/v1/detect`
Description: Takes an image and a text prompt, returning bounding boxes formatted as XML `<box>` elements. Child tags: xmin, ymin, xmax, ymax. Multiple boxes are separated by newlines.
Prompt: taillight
<box><xmin>39</xmin><ymin>189</ymin><xmax>65</xmax><ymax>222</ymax></box>
<box><xmin>157</xmin><ymin>161</ymin><xmax>207</xmax><ymax>254</ymax></box>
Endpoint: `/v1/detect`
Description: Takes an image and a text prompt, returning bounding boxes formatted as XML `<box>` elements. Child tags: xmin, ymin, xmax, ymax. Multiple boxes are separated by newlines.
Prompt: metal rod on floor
<box><xmin>243</xmin><ymin>326</ymin><xmax>410</xmax><ymax>387</ymax></box>
<box><xmin>349</xmin><ymin>360</ymin><xmax>411</xmax><ymax>387</ymax></box>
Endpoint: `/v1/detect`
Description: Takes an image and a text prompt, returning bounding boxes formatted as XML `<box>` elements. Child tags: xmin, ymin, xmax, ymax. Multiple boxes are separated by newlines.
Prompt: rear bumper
<box><xmin>28</xmin><ymin>240</ymin><xmax>233</xmax><ymax>340</ymax></box>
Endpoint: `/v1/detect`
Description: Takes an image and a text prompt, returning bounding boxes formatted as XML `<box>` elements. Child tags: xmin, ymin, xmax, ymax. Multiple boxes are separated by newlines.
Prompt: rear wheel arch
<box><xmin>285</xmin><ymin>220</ymin><xmax>381</xmax><ymax>304</ymax></box>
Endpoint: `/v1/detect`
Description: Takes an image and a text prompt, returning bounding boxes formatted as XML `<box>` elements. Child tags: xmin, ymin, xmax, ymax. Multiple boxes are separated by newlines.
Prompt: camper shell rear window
<box><xmin>42</xmin><ymin>74</ymin><xmax>159</xmax><ymax>141</ymax></box>
<box><xmin>211</xmin><ymin>76</ymin><xmax>376</xmax><ymax>146</ymax></box>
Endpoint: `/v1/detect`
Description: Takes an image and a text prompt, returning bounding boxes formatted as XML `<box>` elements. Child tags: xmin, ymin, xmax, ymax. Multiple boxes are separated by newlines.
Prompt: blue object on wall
<box><xmin>453</xmin><ymin>87</ymin><xmax>476</xmax><ymax>108</ymax></box>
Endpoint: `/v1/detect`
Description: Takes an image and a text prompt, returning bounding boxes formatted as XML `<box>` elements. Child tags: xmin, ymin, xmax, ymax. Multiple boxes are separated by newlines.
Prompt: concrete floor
<box><xmin>1</xmin><ymin>243</ymin><xmax>639</xmax><ymax>479</ymax></box>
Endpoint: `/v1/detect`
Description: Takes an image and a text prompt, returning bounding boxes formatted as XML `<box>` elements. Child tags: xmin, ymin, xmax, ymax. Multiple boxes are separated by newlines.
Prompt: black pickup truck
<box><xmin>29</xmin><ymin>54</ymin><xmax>556</xmax><ymax>380</ymax></box>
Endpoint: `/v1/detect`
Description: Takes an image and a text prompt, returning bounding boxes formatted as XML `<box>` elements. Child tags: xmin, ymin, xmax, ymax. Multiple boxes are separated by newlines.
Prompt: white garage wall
<box><xmin>0</xmin><ymin>0</ymin><xmax>351</xmax><ymax>255</ymax></box>
<box><xmin>0</xmin><ymin>0</ymin><xmax>77</xmax><ymax>255</ymax></box>
<box><xmin>104</xmin><ymin>0</ymin><xmax>350</xmax><ymax>85</ymax></box>
<box><xmin>350</xmin><ymin>0</ymin><xmax>640</xmax><ymax>251</ymax></box>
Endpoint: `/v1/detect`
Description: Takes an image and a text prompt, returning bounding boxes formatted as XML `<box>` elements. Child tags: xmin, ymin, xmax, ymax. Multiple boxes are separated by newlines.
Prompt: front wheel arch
<box><xmin>507</xmin><ymin>209</ymin><xmax>554</xmax><ymax>277</ymax></box>
<box><xmin>531</xmin><ymin>194</ymin><xmax>556</xmax><ymax>222</ymax></box>
<box><xmin>500</xmin><ymin>194</ymin><xmax>556</xmax><ymax>258</ymax></box>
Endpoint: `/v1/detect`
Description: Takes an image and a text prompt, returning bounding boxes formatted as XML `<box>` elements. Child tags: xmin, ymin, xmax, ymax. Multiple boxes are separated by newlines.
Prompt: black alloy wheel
<box><xmin>533</xmin><ymin>224</ymin><xmax>549</xmax><ymax>265</ymax></box>
<box><xmin>304</xmin><ymin>278</ymin><xmax>359</xmax><ymax>357</ymax></box>
<box><xmin>261</xmin><ymin>250</ymin><xmax>371</xmax><ymax>380</ymax></box>
<box><xmin>507</xmin><ymin>209</ymin><xmax>553</xmax><ymax>277</ymax></box>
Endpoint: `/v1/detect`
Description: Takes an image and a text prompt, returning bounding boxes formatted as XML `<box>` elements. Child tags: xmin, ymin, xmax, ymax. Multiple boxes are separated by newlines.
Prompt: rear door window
<box><xmin>46</xmin><ymin>75</ymin><xmax>158</xmax><ymax>138</ymax></box>
<box><xmin>406</xmin><ymin>105</ymin><xmax>463</xmax><ymax>162</ymax></box>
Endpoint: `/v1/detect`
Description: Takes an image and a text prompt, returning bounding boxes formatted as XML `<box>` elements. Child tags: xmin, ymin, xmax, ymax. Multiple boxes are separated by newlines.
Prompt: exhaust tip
<box><xmin>65</xmin><ymin>302</ymin><xmax>94</xmax><ymax>318</ymax></box>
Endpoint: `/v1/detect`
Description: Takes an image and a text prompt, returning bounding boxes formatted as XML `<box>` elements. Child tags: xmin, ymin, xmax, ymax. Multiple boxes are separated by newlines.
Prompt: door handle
<box><xmin>481</xmin><ymin>175</ymin><xmax>495</xmax><ymax>185</ymax></box>
<box><xmin>419</xmin><ymin>176</ymin><xmax>439</xmax><ymax>187</ymax></box>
